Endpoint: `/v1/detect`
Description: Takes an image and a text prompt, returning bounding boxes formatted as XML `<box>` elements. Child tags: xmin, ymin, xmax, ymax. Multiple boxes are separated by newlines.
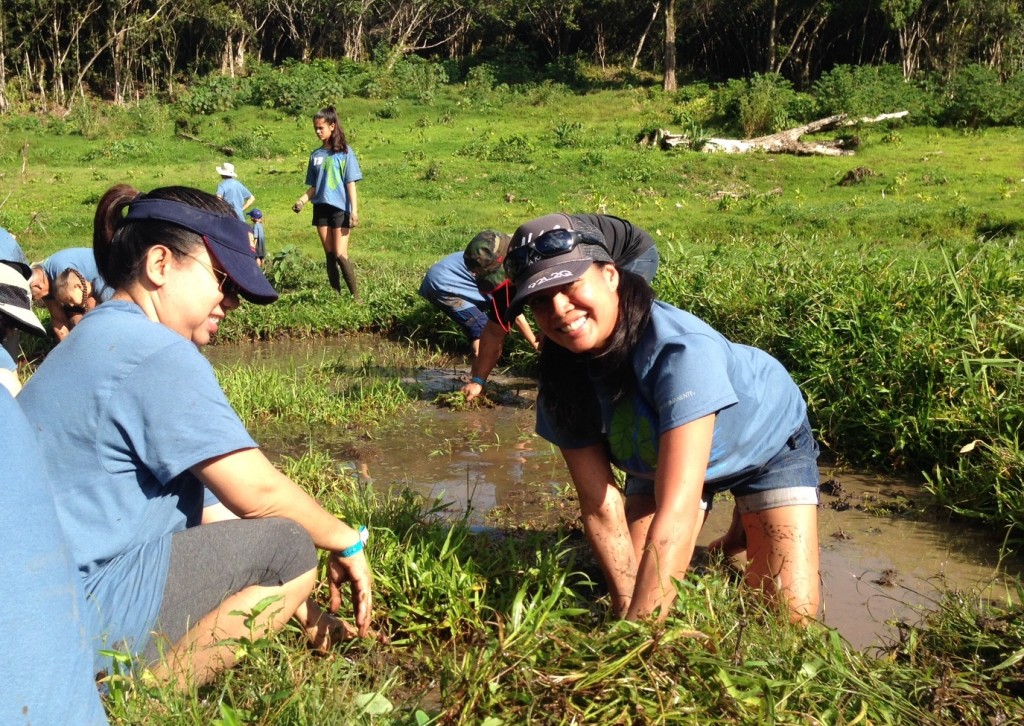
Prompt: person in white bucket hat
<box><xmin>215</xmin><ymin>161</ymin><xmax>255</xmax><ymax>221</ymax></box>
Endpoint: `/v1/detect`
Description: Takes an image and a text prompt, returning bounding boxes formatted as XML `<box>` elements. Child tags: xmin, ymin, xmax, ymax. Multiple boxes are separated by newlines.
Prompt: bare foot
<box><xmin>303</xmin><ymin>609</ymin><xmax>362</xmax><ymax>653</ymax></box>
<box><xmin>706</xmin><ymin>530</ymin><xmax>747</xmax><ymax>558</ymax></box>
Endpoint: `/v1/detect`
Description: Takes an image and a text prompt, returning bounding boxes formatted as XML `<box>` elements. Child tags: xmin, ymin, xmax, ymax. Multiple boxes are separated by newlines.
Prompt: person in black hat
<box><xmin>19</xmin><ymin>184</ymin><xmax>376</xmax><ymax>687</ymax></box>
<box><xmin>0</xmin><ymin>260</ymin><xmax>47</xmax><ymax>395</ymax></box>
<box><xmin>502</xmin><ymin>213</ymin><xmax>821</xmax><ymax>624</ymax></box>
<box><xmin>461</xmin><ymin>214</ymin><xmax>659</xmax><ymax>402</ymax></box>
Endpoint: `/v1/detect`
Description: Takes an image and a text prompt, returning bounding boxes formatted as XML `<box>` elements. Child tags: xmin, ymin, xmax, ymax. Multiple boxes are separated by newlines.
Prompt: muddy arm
<box><xmin>192</xmin><ymin>448</ymin><xmax>373</xmax><ymax>635</ymax></box>
<box><xmin>626</xmin><ymin>415</ymin><xmax>714</xmax><ymax>620</ymax></box>
<box><xmin>461</xmin><ymin>320</ymin><xmax>507</xmax><ymax>401</ymax></box>
<box><xmin>561</xmin><ymin>443</ymin><xmax>637</xmax><ymax>617</ymax></box>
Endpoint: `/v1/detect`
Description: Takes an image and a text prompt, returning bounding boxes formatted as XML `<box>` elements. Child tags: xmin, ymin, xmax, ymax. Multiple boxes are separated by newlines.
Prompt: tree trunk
<box><xmin>640</xmin><ymin>112</ymin><xmax>909</xmax><ymax>156</ymax></box>
<box><xmin>632</xmin><ymin>2</ymin><xmax>660</xmax><ymax>70</ymax></box>
<box><xmin>0</xmin><ymin>17</ymin><xmax>8</xmax><ymax>113</ymax></box>
<box><xmin>767</xmin><ymin>0</ymin><xmax>778</xmax><ymax>73</ymax></box>
<box><xmin>663</xmin><ymin>0</ymin><xmax>676</xmax><ymax>91</ymax></box>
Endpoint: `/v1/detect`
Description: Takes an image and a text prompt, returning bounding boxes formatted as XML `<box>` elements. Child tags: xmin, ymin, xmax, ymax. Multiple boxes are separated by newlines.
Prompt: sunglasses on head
<box><xmin>504</xmin><ymin>228</ymin><xmax>605</xmax><ymax>282</ymax></box>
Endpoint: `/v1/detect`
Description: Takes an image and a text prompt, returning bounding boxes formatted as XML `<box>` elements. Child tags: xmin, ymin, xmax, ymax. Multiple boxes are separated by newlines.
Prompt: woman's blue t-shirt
<box><xmin>305</xmin><ymin>147</ymin><xmax>362</xmax><ymax>210</ymax></box>
<box><xmin>18</xmin><ymin>301</ymin><xmax>257</xmax><ymax>670</ymax></box>
<box><xmin>537</xmin><ymin>301</ymin><xmax>807</xmax><ymax>487</ymax></box>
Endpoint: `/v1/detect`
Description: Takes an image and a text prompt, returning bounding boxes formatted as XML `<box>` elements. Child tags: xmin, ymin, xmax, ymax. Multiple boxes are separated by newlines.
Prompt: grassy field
<box><xmin>2</xmin><ymin>82</ymin><xmax>1023</xmax><ymax>722</ymax></box>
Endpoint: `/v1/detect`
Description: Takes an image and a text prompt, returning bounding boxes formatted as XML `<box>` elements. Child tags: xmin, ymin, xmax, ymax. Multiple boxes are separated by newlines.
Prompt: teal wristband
<box><xmin>471</xmin><ymin>376</ymin><xmax>486</xmax><ymax>387</ymax></box>
<box><xmin>336</xmin><ymin>526</ymin><xmax>369</xmax><ymax>558</ymax></box>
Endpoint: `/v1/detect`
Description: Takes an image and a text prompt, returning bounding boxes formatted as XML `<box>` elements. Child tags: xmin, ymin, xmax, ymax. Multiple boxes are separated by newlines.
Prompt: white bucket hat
<box><xmin>216</xmin><ymin>161</ymin><xmax>237</xmax><ymax>178</ymax></box>
<box><xmin>0</xmin><ymin>261</ymin><xmax>46</xmax><ymax>335</ymax></box>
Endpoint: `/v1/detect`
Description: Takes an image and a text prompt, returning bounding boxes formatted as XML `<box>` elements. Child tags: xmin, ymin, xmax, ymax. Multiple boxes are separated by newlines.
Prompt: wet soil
<box><xmin>208</xmin><ymin>336</ymin><xmax>1022</xmax><ymax>651</ymax></box>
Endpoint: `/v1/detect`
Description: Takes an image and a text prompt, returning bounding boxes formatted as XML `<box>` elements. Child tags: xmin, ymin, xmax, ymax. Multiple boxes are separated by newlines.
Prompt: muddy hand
<box><xmin>329</xmin><ymin>550</ymin><xmax>373</xmax><ymax>637</ymax></box>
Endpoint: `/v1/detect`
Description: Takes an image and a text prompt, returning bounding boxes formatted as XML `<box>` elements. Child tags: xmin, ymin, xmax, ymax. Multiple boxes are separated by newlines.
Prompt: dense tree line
<box><xmin>0</xmin><ymin>0</ymin><xmax>1021</xmax><ymax>110</ymax></box>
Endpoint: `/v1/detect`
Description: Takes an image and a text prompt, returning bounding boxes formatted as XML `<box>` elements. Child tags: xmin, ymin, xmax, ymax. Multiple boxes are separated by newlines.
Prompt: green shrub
<box><xmin>179</xmin><ymin>74</ymin><xmax>242</xmax><ymax>115</ymax></box>
<box><xmin>80</xmin><ymin>139</ymin><xmax>157</xmax><ymax>162</ymax></box>
<box><xmin>243</xmin><ymin>60</ymin><xmax>364</xmax><ymax>114</ymax></box>
<box><xmin>552</xmin><ymin>118</ymin><xmax>584</xmax><ymax>148</ymax></box>
<box><xmin>714</xmin><ymin>73</ymin><xmax>810</xmax><ymax>137</ymax></box>
<box><xmin>813</xmin><ymin>64</ymin><xmax>937</xmax><ymax>122</ymax></box>
<box><xmin>943</xmin><ymin>64</ymin><xmax>1024</xmax><ymax>127</ymax></box>
<box><xmin>228</xmin><ymin>124</ymin><xmax>278</xmax><ymax>158</ymax></box>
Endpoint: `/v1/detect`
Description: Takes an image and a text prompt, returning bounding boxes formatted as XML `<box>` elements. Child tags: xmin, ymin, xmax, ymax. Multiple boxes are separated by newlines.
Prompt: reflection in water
<box><xmin>209</xmin><ymin>337</ymin><xmax>1021</xmax><ymax>651</ymax></box>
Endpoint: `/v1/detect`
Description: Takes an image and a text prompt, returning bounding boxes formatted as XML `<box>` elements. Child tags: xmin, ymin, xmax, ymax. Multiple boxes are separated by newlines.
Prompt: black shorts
<box><xmin>312</xmin><ymin>203</ymin><xmax>351</xmax><ymax>229</ymax></box>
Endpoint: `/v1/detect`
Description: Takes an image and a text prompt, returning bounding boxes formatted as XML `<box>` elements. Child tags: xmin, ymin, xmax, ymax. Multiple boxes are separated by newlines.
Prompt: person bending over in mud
<box><xmin>502</xmin><ymin>213</ymin><xmax>820</xmax><ymax>623</ymax></box>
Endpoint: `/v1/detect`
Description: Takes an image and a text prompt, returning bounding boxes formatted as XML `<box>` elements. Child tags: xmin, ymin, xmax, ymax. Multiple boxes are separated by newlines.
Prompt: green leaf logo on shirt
<box><xmin>326</xmin><ymin>156</ymin><xmax>346</xmax><ymax>191</ymax></box>
<box><xmin>608</xmin><ymin>400</ymin><xmax>658</xmax><ymax>470</ymax></box>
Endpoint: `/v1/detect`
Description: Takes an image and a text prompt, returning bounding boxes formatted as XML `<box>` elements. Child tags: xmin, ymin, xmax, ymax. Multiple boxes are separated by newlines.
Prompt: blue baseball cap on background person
<box><xmin>247</xmin><ymin>209</ymin><xmax>263</xmax><ymax>220</ymax></box>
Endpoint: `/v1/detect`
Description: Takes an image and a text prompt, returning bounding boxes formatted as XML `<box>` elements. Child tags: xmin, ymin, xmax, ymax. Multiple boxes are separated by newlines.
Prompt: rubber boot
<box><xmin>339</xmin><ymin>256</ymin><xmax>360</xmax><ymax>302</ymax></box>
<box><xmin>324</xmin><ymin>251</ymin><xmax>341</xmax><ymax>292</ymax></box>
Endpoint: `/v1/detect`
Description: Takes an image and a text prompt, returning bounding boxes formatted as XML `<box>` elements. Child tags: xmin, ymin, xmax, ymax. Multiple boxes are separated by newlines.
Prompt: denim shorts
<box><xmin>624</xmin><ymin>419</ymin><xmax>820</xmax><ymax>514</ymax></box>
<box><xmin>421</xmin><ymin>291</ymin><xmax>489</xmax><ymax>341</ymax></box>
<box><xmin>312</xmin><ymin>203</ymin><xmax>351</xmax><ymax>229</ymax></box>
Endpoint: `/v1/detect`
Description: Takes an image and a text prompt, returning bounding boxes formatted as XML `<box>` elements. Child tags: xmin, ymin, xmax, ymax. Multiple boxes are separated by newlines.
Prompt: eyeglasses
<box><xmin>187</xmin><ymin>252</ymin><xmax>241</xmax><ymax>298</ymax></box>
<box><xmin>504</xmin><ymin>228</ymin><xmax>605</xmax><ymax>282</ymax></box>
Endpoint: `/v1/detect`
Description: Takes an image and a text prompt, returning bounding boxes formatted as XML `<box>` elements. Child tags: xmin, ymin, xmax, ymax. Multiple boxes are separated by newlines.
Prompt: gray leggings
<box><xmin>142</xmin><ymin>517</ymin><xmax>316</xmax><ymax>663</ymax></box>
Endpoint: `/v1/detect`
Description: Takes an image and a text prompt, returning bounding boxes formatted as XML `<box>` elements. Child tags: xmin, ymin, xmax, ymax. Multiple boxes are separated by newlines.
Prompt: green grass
<box><xmin>97</xmin><ymin>448</ymin><xmax>1024</xmax><ymax>724</ymax></box>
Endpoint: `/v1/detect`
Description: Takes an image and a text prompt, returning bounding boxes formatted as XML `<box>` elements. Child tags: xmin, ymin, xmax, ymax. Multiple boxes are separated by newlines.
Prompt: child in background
<box><xmin>248</xmin><ymin>208</ymin><xmax>266</xmax><ymax>267</ymax></box>
<box><xmin>293</xmin><ymin>106</ymin><xmax>362</xmax><ymax>300</ymax></box>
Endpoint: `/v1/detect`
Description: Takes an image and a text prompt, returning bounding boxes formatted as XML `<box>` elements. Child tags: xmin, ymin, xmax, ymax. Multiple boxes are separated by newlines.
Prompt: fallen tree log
<box><xmin>639</xmin><ymin>111</ymin><xmax>908</xmax><ymax>156</ymax></box>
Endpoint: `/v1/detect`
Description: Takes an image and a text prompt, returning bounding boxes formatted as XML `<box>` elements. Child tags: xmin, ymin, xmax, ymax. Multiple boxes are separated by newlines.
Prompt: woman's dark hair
<box><xmin>93</xmin><ymin>184</ymin><xmax>234</xmax><ymax>290</ymax></box>
<box><xmin>314</xmin><ymin>106</ymin><xmax>349</xmax><ymax>153</ymax></box>
<box><xmin>538</xmin><ymin>265</ymin><xmax>655</xmax><ymax>433</ymax></box>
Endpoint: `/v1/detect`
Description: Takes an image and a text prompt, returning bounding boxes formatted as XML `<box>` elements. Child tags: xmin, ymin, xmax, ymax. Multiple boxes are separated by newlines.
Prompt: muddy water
<box><xmin>208</xmin><ymin>337</ymin><xmax>1021</xmax><ymax>651</ymax></box>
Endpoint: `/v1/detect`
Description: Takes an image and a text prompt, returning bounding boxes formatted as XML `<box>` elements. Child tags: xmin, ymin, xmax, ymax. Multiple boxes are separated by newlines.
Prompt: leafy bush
<box><xmin>457</xmin><ymin>133</ymin><xmax>535</xmax><ymax>163</ymax></box>
<box><xmin>228</xmin><ymin>124</ymin><xmax>278</xmax><ymax>158</ymax></box>
<box><xmin>245</xmin><ymin>60</ymin><xmax>364</xmax><ymax>114</ymax></box>
<box><xmin>80</xmin><ymin>139</ymin><xmax>157</xmax><ymax>162</ymax></box>
<box><xmin>713</xmin><ymin>73</ymin><xmax>810</xmax><ymax>137</ymax></box>
<box><xmin>263</xmin><ymin>245</ymin><xmax>323</xmax><ymax>292</ymax></box>
<box><xmin>942</xmin><ymin>64</ymin><xmax>1024</xmax><ymax>127</ymax></box>
<box><xmin>390</xmin><ymin>56</ymin><xmax>449</xmax><ymax>104</ymax></box>
<box><xmin>813</xmin><ymin>64</ymin><xmax>937</xmax><ymax>123</ymax></box>
<box><xmin>552</xmin><ymin>119</ymin><xmax>584</xmax><ymax>148</ymax></box>
<box><xmin>179</xmin><ymin>74</ymin><xmax>242</xmax><ymax>115</ymax></box>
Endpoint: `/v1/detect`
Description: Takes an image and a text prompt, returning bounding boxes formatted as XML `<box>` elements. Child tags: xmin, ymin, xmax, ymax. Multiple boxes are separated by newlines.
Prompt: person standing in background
<box><xmin>215</xmin><ymin>162</ymin><xmax>256</xmax><ymax>221</ymax></box>
<box><xmin>293</xmin><ymin>106</ymin><xmax>363</xmax><ymax>301</ymax></box>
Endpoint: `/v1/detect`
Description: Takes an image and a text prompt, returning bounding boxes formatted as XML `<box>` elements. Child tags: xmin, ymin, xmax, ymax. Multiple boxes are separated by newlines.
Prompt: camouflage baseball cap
<box><xmin>463</xmin><ymin>230</ymin><xmax>511</xmax><ymax>292</ymax></box>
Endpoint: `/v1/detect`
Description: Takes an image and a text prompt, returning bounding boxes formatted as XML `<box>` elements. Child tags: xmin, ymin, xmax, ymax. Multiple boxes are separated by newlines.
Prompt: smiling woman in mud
<box><xmin>503</xmin><ymin>215</ymin><xmax>821</xmax><ymax>622</ymax></box>
<box><xmin>18</xmin><ymin>184</ymin><xmax>374</xmax><ymax>687</ymax></box>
